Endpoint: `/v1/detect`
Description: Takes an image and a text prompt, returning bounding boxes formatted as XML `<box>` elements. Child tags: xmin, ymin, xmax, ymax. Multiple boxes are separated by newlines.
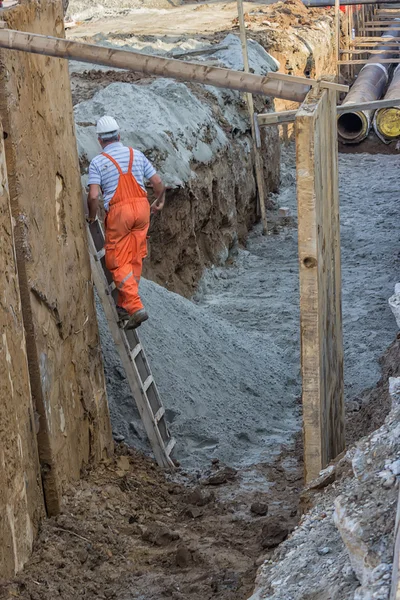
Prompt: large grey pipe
<box><xmin>337</xmin><ymin>27</ymin><xmax>400</xmax><ymax>144</ymax></box>
<box><xmin>373</xmin><ymin>63</ymin><xmax>400</xmax><ymax>142</ymax></box>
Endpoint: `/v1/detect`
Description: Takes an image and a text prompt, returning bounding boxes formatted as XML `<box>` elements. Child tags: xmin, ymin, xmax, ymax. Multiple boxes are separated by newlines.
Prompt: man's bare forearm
<box><xmin>87</xmin><ymin>196</ymin><xmax>99</xmax><ymax>219</ymax></box>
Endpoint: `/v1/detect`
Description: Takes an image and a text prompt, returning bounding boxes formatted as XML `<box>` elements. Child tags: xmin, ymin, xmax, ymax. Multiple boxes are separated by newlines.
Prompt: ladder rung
<box><xmin>143</xmin><ymin>375</ymin><xmax>153</xmax><ymax>392</ymax></box>
<box><xmin>131</xmin><ymin>343</ymin><xmax>142</xmax><ymax>361</ymax></box>
<box><xmin>165</xmin><ymin>437</ymin><xmax>176</xmax><ymax>457</ymax></box>
<box><xmin>107</xmin><ymin>281</ymin><xmax>116</xmax><ymax>295</ymax></box>
<box><xmin>95</xmin><ymin>248</ymin><xmax>105</xmax><ymax>261</ymax></box>
<box><xmin>154</xmin><ymin>406</ymin><xmax>165</xmax><ymax>424</ymax></box>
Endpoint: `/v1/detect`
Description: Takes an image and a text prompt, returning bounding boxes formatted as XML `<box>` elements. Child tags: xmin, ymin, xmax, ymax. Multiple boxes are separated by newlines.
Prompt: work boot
<box><xmin>125</xmin><ymin>309</ymin><xmax>149</xmax><ymax>330</ymax></box>
<box><xmin>116</xmin><ymin>306</ymin><xmax>130</xmax><ymax>324</ymax></box>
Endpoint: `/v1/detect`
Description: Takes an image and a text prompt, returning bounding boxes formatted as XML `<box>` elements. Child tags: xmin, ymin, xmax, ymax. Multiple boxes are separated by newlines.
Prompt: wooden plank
<box><xmin>365</xmin><ymin>19</ymin><xmax>400</xmax><ymax>24</ymax></box>
<box><xmin>353</xmin><ymin>35</ymin><xmax>400</xmax><ymax>39</ymax></box>
<box><xmin>341</xmin><ymin>48</ymin><xmax>400</xmax><ymax>53</ymax></box>
<box><xmin>363</xmin><ymin>26</ymin><xmax>400</xmax><ymax>30</ymax></box>
<box><xmin>339</xmin><ymin>58</ymin><xmax>400</xmax><ymax>63</ymax></box>
<box><xmin>390</xmin><ymin>487</ymin><xmax>400</xmax><ymax>600</ymax></box>
<box><xmin>257</xmin><ymin>97</ymin><xmax>400</xmax><ymax>126</ymax></box>
<box><xmin>257</xmin><ymin>109</ymin><xmax>298</xmax><ymax>125</ymax></box>
<box><xmin>352</xmin><ymin>41</ymin><xmax>400</xmax><ymax>46</ymax></box>
<box><xmin>268</xmin><ymin>71</ymin><xmax>349</xmax><ymax>92</ymax></box>
<box><xmin>237</xmin><ymin>0</ymin><xmax>267</xmax><ymax>234</ymax></box>
<box><xmin>296</xmin><ymin>87</ymin><xmax>345</xmax><ymax>484</ymax></box>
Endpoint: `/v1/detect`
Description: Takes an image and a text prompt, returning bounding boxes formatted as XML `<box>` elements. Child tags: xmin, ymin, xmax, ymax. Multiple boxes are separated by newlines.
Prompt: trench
<box><xmin>2</xmin><ymin>1</ymin><xmax>400</xmax><ymax>599</ymax></box>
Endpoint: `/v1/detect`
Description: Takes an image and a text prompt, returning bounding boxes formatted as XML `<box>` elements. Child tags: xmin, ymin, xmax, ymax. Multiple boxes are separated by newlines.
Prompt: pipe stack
<box><xmin>337</xmin><ymin>26</ymin><xmax>400</xmax><ymax>144</ymax></box>
<box><xmin>373</xmin><ymin>64</ymin><xmax>400</xmax><ymax>142</ymax></box>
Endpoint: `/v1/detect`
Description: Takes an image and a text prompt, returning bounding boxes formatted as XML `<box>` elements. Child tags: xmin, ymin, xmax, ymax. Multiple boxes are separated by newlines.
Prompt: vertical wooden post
<box><xmin>237</xmin><ymin>0</ymin><xmax>268</xmax><ymax>234</ymax></box>
<box><xmin>335</xmin><ymin>0</ymin><xmax>340</xmax><ymax>78</ymax></box>
<box><xmin>296</xmin><ymin>86</ymin><xmax>345</xmax><ymax>483</ymax></box>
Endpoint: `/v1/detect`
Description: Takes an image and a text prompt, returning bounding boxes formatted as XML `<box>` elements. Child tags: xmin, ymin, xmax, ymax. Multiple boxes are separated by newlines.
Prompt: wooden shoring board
<box><xmin>295</xmin><ymin>87</ymin><xmax>345</xmax><ymax>484</ymax></box>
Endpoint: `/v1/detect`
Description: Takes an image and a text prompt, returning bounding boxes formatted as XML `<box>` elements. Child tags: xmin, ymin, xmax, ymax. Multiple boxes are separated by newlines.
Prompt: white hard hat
<box><xmin>96</xmin><ymin>115</ymin><xmax>120</xmax><ymax>135</ymax></box>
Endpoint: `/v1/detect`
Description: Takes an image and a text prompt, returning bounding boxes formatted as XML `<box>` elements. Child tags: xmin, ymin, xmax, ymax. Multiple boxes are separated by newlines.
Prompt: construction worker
<box><xmin>87</xmin><ymin>116</ymin><xmax>165</xmax><ymax>329</ymax></box>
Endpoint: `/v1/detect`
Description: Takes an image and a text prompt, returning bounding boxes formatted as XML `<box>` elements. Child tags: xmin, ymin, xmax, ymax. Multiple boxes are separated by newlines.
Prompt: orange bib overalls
<box><xmin>103</xmin><ymin>148</ymin><xmax>150</xmax><ymax>314</ymax></box>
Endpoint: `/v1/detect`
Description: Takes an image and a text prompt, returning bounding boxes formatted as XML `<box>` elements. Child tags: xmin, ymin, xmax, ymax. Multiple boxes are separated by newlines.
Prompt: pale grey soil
<box><xmin>97</xmin><ymin>149</ymin><xmax>399</xmax><ymax>471</ymax></box>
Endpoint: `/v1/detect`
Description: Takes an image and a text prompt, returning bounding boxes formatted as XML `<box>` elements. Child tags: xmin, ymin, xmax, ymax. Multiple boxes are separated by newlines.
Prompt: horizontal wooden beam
<box><xmin>257</xmin><ymin>97</ymin><xmax>400</xmax><ymax>126</ymax></box>
<box><xmin>267</xmin><ymin>71</ymin><xmax>348</xmax><ymax>92</ymax></box>
<box><xmin>341</xmin><ymin>48</ymin><xmax>400</xmax><ymax>54</ymax></box>
<box><xmin>257</xmin><ymin>109</ymin><xmax>298</xmax><ymax>125</ymax></box>
<box><xmin>365</xmin><ymin>20</ymin><xmax>400</xmax><ymax>24</ymax></box>
<box><xmin>353</xmin><ymin>36</ymin><xmax>400</xmax><ymax>40</ymax></box>
<box><xmin>339</xmin><ymin>58</ymin><xmax>400</xmax><ymax>64</ymax></box>
<box><xmin>352</xmin><ymin>41</ymin><xmax>400</xmax><ymax>46</ymax></box>
<box><xmin>363</xmin><ymin>26</ymin><xmax>400</xmax><ymax>30</ymax></box>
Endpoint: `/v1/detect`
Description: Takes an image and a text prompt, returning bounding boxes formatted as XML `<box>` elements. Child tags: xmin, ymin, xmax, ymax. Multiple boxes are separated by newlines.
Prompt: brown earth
<box><xmin>0</xmin><ymin>446</ymin><xmax>302</xmax><ymax>600</ymax></box>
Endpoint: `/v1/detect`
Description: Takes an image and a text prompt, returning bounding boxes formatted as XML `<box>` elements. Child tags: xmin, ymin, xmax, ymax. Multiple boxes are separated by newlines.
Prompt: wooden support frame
<box><xmin>296</xmin><ymin>86</ymin><xmax>345</xmax><ymax>483</ymax></box>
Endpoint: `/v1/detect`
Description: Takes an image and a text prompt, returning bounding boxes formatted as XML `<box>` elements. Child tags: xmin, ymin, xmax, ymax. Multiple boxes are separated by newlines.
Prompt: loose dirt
<box><xmin>0</xmin><ymin>446</ymin><xmax>301</xmax><ymax>600</ymax></box>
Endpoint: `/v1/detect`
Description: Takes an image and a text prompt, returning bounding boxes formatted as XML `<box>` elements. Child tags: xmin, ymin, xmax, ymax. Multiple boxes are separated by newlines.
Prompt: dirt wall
<box><xmin>0</xmin><ymin>0</ymin><xmax>112</xmax><ymax>516</ymax></box>
<box><xmin>0</xmin><ymin>122</ymin><xmax>44</xmax><ymax>579</ymax></box>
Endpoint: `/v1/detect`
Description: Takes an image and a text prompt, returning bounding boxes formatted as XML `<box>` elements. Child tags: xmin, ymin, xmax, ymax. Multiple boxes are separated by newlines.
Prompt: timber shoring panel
<box><xmin>0</xmin><ymin>0</ymin><xmax>112</xmax><ymax>515</ymax></box>
<box><xmin>0</xmin><ymin>119</ymin><xmax>44</xmax><ymax>578</ymax></box>
<box><xmin>296</xmin><ymin>86</ymin><xmax>345</xmax><ymax>483</ymax></box>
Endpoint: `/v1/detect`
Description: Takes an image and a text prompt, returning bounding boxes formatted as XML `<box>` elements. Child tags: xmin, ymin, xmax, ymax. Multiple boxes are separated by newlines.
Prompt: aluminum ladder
<box><xmin>87</xmin><ymin>220</ymin><xmax>176</xmax><ymax>469</ymax></box>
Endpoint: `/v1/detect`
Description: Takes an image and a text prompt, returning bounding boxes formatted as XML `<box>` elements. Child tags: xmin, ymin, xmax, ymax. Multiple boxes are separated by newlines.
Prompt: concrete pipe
<box><xmin>337</xmin><ymin>27</ymin><xmax>400</xmax><ymax>144</ymax></box>
<box><xmin>373</xmin><ymin>64</ymin><xmax>400</xmax><ymax>142</ymax></box>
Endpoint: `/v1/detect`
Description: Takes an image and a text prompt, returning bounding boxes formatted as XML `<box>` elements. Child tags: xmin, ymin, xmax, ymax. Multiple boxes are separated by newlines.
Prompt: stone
<box><xmin>202</xmin><ymin>466</ymin><xmax>237</xmax><ymax>486</ymax></box>
<box><xmin>334</xmin><ymin>496</ymin><xmax>371</xmax><ymax>585</ymax></box>
<box><xmin>186</xmin><ymin>506</ymin><xmax>203</xmax><ymax>519</ymax></box>
<box><xmin>317</xmin><ymin>546</ymin><xmax>331</xmax><ymax>556</ymax></box>
<box><xmin>185</xmin><ymin>487</ymin><xmax>214</xmax><ymax>506</ymax></box>
<box><xmin>389</xmin><ymin>459</ymin><xmax>400</xmax><ymax>476</ymax></box>
<box><xmin>378</xmin><ymin>470</ymin><xmax>396</xmax><ymax>488</ymax></box>
<box><xmin>251</xmin><ymin>502</ymin><xmax>269</xmax><ymax>516</ymax></box>
<box><xmin>141</xmin><ymin>523</ymin><xmax>180</xmax><ymax>546</ymax></box>
<box><xmin>176</xmin><ymin>545</ymin><xmax>193</xmax><ymax>568</ymax></box>
<box><xmin>279</xmin><ymin>207</ymin><xmax>290</xmax><ymax>217</ymax></box>
<box><xmin>261</xmin><ymin>517</ymin><xmax>289</xmax><ymax>549</ymax></box>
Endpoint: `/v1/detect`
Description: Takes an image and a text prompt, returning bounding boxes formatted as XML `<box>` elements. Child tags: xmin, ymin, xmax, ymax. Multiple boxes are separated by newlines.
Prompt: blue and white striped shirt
<box><xmin>88</xmin><ymin>142</ymin><xmax>156</xmax><ymax>210</ymax></box>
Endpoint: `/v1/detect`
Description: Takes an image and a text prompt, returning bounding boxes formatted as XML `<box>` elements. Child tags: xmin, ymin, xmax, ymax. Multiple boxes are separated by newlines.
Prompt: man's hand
<box><xmin>87</xmin><ymin>184</ymin><xmax>100</xmax><ymax>221</ymax></box>
<box><xmin>149</xmin><ymin>174</ymin><xmax>165</xmax><ymax>215</ymax></box>
<box><xmin>151</xmin><ymin>191</ymin><xmax>165</xmax><ymax>214</ymax></box>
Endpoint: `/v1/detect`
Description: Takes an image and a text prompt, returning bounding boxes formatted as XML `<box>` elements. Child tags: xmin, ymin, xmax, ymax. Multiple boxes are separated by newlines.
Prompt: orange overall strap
<box><xmin>128</xmin><ymin>147</ymin><xmax>134</xmax><ymax>173</ymax></box>
<box><xmin>102</xmin><ymin>152</ymin><xmax>124</xmax><ymax>175</ymax></box>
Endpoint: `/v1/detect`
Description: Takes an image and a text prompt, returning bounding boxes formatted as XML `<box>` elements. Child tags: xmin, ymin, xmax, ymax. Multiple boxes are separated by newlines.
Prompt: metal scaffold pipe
<box><xmin>373</xmin><ymin>63</ymin><xmax>400</xmax><ymax>141</ymax></box>
<box><xmin>337</xmin><ymin>26</ymin><xmax>400</xmax><ymax>144</ymax></box>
